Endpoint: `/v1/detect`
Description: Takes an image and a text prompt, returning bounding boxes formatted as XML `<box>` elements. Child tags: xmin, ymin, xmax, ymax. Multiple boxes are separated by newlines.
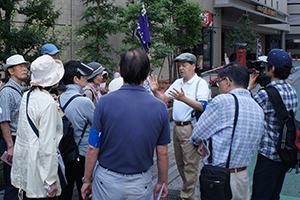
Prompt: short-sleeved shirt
<box><xmin>92</xmin><ymin>85</ymin><xmax>171</xmax><ymax>174</ymax></box>
<box><xmin>166</xmin><ymin>74</ymin><xmax>209</xmax><ymax>121</ymax></box>
<box><xmin>0</xmin><ymin>79</ymin><xmax>24</xmax><ymax>133</ymax></box>
<box><xmin>253</xmin><ymin>80</ymin><xmax>298</xmax><ymax>162</ymax></box>
<box><xmin>190</xmin><ymin>88</ymin><xmax>264</xmax><ymax>168</ymax></box>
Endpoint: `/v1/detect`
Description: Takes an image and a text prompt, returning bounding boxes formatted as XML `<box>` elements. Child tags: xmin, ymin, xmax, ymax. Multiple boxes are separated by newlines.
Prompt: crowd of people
<box><xmin>0</xmin><ymin>44</ymin><xmax>297</xmax><ymax>200</ymax></box>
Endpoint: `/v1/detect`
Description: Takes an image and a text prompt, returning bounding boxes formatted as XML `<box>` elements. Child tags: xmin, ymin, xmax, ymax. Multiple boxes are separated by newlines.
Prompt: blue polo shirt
<box><xmin>90</xmin><ymin>84</ymin><xmax>171</xmax><ymax>174</ymax></box>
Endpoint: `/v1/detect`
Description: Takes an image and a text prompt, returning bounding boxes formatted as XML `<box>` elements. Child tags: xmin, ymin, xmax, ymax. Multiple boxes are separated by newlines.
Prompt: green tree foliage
<box><xmin>120</xmin><ymin>0</ymin><xmax>203</xmax><ymax>73</ymax></box>
<box><xmin>225</xmin><ymin>14</ymin><xmax>260</xmax><ymax>53</ymax></box>
<box><xmin>75</xmin><ymin>0</ymin><xmax>123</xmax><ymax>71</ymax></box>
<box><xmin>0</xmin><ymin>0</ymin><xmax>64</xmax><ymax>62</ymax></box>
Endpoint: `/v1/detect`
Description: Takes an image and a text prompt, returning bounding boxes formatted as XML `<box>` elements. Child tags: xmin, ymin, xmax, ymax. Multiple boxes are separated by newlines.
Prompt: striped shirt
<box><xmin>253</xmin><ymin>80</ymin><xmax>298</xmax><ymax>162</ymax></box>
<box><xmin>190</xmin><ymin>88</ymin><xmax>264</xmax><ymax>168</ymax></box>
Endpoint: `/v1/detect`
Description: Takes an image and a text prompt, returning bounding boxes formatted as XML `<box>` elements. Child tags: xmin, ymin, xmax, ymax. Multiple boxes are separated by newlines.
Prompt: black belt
<box><xmin>175</xmin><ymin>121</ymin><xmax>191</xmax><ymax>126</ymax></box>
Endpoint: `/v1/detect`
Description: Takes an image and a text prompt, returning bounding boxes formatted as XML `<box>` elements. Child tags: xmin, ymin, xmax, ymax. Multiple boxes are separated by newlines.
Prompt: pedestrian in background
<box><xmin>0</xmin><ymin>54</ymin><xmax>29</xmax><ymax>200</ymax></box>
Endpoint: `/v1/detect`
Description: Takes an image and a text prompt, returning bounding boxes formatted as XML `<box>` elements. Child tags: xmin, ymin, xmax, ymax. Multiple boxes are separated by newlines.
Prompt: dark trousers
<box><xmin>0</xmin><ymin>136</ymin><xmax>18</xmax><ymax>200</ymax></box>
<box><xmin>58</xmin><ymin>155</ymin><xmax>85</xmax><ymax>200</ymax></box>
<box><xmin>251</xmin><ymin>154</ymin><xmax>289</xmax><ymax>200</ymax></box>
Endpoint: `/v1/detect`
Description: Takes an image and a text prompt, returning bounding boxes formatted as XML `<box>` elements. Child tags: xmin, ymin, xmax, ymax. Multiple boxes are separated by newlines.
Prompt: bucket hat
<box><xmin>3</xmin><ymin>54</ymin><xmax>30</xmax><ymax>71</ymax></box>
<box><xmin>30</xmin><ymin>55</ymin><xmax>65</xmax><ymax>87</ymax></box>
<box><xmin>267</xmin><ymin>49</ymin><xmax>292</xmax><ymax>69</ymax></box>
<box><xmin>86</xmin><ymin>62</ymin><xmax>105</xmax><ymax>80</ymax></box>
<box><xmin>174</xmin><ymin>53</ymin><xmax>197</xmax><ymax>64</ymax></box>
<box><xmin>41</xmin><ymin>44</ymin><xmax>60</xmax><ymax>55</ymax></box>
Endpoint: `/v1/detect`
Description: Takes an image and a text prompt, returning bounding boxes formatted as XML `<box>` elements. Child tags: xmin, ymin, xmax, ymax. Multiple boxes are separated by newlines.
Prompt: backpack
<box><xmin>58</xmin><ymin>94</ymin><xmax>89</xmax><ymax>163</ymax></box>
<box><xmin>264</xmin><ymin>86</ymin><xmax>300</xmax><ymax>172</ymax></box>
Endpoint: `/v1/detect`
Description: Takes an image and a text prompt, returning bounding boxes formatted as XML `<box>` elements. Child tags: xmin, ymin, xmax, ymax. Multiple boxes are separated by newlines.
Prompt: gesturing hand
<box><xmin>168</xmin><ymin>88</ymin><xmax>185</xmax><ymax>101</ymax></box>
<box><xmin>148</xmin><ymin>74</ymin><xmax>159</xmax><ymax>93</ymax></box>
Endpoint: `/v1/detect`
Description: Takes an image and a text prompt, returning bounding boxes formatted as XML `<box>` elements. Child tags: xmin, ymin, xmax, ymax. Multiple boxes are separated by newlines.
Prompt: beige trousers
<box><xmin>230</xmin><ymin>168</ymin><xmax>251</xmax><ymax>200</ymax></box>
<box><xmin>173</xmin><ymin>124</ymin><xmax>200</xmax><ymax>200</ymax></box>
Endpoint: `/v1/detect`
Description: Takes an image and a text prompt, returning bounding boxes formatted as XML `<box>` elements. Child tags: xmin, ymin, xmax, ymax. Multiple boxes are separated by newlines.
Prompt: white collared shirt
<box><xmin>166</xmin><ymin>74</ymin><xmax>209</xmax><ymax>121</ymax></box>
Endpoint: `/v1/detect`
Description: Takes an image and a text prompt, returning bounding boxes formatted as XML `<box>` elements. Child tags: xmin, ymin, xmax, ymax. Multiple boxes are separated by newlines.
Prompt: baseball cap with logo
<box><xmin>3</xmin><ymin>54</ymin><xmax>30</xmax><ymax>71</ymax></box>
<box><xmin>267</xmin><ymin>49</ymin><xmax>292</xmax><ymax>69</ymax></box>
<box><xmin>41</xmin><ymin>44</ymin><xmax>61</xmax><ymax>56</ymax></box>
<box><xmin>174</xmin><ymin>53</ymin><xmax>197</xmax><ymax>64</ymax></box>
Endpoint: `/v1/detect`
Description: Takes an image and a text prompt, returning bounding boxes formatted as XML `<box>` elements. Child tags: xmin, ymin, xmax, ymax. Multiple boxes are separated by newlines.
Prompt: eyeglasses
<box><xmin>216</xmin><ymin>77</ymin><xmax>227</xmax><ymax>87</ymax></box>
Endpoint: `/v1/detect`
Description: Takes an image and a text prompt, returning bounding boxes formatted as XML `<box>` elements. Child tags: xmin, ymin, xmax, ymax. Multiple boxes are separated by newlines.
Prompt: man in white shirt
<box><xmin>149</xmin><ymin>53</ymin><xmax>209</xmax><ymax>199</ymax></box>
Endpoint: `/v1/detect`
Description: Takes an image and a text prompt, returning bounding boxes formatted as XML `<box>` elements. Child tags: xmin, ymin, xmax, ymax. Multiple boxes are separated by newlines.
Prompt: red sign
<box><xmin>236</xmin><ymin>49</ymin><xmax>246</xmax><ymax>66</ymax></box>
<box><xmin>201</xmin><ymin>10</ymin><xmax>212</xmax><ymax>26</ymax></box>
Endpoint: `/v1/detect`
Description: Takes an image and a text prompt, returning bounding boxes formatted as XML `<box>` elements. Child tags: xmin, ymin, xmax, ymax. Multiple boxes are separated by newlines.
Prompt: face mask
<box><xmin>100</xmin><ymin>82</ymin><xmax>106</xmax><ymax>90</ymax></box>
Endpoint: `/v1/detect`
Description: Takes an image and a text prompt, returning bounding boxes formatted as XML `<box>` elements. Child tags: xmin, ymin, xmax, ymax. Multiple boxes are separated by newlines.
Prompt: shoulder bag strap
<box><xmin>58</xmin><ymin>94</ymin><xmax>89</xmax><ymax>146</ymax></box>
<box><xmin>226</xmin><ymin>93</ymin><xmax>239</xmax><ymax>168</ymax></box>
<box><xmin>26</xmin><ymin>90</ymin><xmax>39</xmax><ymax>138</ymax></box>
<box><xmin>59</xmin><ymin>94</ymin><xmax>82</xmax><ymax>112</ymax></box>
<box><xmin>77</xmin><ymin>120</ymin><xmax>90</xmax><ymax>146</ymax></box>
<box><xmin>2</xmin><ymin>85</ymin><xmax>23</xmax><ymax>96</ymax></box>
<box><xmin>195</xmin><ymin>79</ymin><xmax>201</xmax><ymax>100</ymax></box>
<box><xmin>264</xmin><ymin>86</ymin><xmax>289</xmax><ymax>125</ymax></box>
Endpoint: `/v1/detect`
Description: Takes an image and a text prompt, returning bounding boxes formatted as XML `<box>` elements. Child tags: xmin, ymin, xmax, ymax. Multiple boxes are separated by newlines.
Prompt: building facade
<box><xmin>18</xmin><ymin>0</ymin><xmax>293</xmax><ymax>79</ymax></box>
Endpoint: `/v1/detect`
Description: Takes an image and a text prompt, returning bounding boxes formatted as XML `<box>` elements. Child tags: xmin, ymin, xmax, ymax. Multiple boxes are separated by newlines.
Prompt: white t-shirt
<box><xmin>166</xmin><ymin>74</ymin><xmax>209</xmax><ymax>121</ymax></box>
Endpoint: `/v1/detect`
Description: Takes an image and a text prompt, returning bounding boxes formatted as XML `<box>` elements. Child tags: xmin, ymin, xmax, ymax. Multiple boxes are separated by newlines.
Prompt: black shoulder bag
<box><xmin>199</xmin><ymin>93</ymin><xmax>239</xmax><ymax>200</ymax></box>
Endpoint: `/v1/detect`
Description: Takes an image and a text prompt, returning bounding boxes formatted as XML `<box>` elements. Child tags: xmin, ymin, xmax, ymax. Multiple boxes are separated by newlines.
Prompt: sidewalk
<box><xmin>151</xmin><ymin>121</ymin><xmax>300</xmax><ymax>200</ymax></box>
<box><xmin>2</xmin><ymin>121</ymin><xmax>300</xmax><ymax>200</ymax></box>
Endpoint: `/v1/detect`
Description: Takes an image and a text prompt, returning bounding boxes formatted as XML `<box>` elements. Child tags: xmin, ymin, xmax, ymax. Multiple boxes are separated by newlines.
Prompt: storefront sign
<box><xmin>257</xmin><ymin>5</ymin><xmax>277</xmax><ymax>18</ymax></box>
<box><xmin>201</xmin><ymin>10</ymin><xmax>212</xmax><ymax>26</ymax></box>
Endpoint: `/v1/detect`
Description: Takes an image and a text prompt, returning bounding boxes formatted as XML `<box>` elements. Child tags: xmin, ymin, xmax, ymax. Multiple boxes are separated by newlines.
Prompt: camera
<box><xmin>247</xmin><ymin>59</ymin><xmax>270</xmax><ymax>87</ymax></box>
<box><xmin>255</xmin><ymin>72</ymin><xmax>271</xmax><ymax>87</ymax></box>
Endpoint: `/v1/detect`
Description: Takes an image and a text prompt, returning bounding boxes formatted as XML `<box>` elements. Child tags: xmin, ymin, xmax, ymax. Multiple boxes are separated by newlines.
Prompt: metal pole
<box><xmin>281</xmin><ymin>31</ymin><xmax>286</xmax><ymax>51</ymax></box>
<box><xmin>210</xmin><ymin>16</ymin><xmax>214</xmax><ymax>68</ymax></box>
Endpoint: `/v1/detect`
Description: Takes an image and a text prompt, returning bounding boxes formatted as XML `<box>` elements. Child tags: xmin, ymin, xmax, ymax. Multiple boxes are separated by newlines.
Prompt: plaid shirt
<box><xmin>190</xmin><ymin>88</ymin><xmax>264</xmax><ymax>168</ymax></box>
<box><xmin>253</xmin><ymin>80</ymin><xmax>298</xmax><ymax>162</ymax></box>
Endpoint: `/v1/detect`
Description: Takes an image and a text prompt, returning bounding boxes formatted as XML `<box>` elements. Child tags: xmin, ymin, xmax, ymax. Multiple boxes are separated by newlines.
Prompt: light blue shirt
<box><xmin>0</xmin><ymin>79</ymin><xmax>24</xmax><ymax>133</ymax></box>
<box><xmin>59</xmin><ymin>84</ymin><xmax>95</xmax><ymax>157</ymax></box>
<box><xmin>190</xmin><ymin>88</ymin><xmax>264</xmax><ymax>168</ymax></box>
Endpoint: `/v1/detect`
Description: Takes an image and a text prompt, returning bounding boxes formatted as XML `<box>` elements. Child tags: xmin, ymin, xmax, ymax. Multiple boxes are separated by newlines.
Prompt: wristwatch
<box><xmin>82</xmin><ymin>177</ymin><xmax>93</xmax><ymax>184</ymax></box>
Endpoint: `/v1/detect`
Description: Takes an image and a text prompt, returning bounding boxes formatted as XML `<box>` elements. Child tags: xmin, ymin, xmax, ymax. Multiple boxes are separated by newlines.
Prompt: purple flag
<box><xmin>136</xmin><ymin>5</ymin><xmax>151</xmax><ymax>50</ymax></box>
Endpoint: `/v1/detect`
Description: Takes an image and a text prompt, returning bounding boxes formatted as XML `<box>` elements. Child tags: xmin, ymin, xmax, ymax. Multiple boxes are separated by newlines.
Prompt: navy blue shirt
<box><xmin>92</xmin><ymin>84</ymin><xmax>171</xmax><ymax>174</ymax></box>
